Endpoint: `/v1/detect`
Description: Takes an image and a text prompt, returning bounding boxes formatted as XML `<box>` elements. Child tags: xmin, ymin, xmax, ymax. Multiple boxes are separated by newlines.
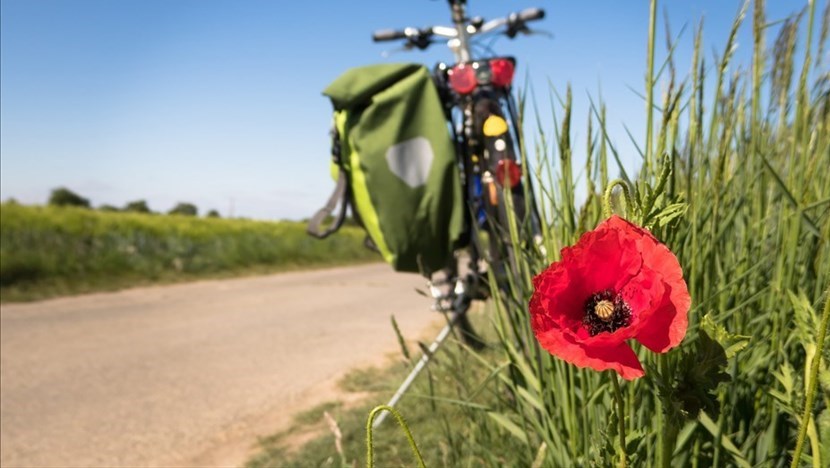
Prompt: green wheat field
<box><xmin>0</xmin><ymin>203</ymin><xmax>378</xmax><ymax>302</ymax></box>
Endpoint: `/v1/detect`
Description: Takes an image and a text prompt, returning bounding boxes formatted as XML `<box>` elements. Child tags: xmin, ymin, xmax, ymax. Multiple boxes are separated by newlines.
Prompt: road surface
<box><xmin>1</xmin><ymin>264</ymin><xmax>440</xmax><ymax>467</ymax></box>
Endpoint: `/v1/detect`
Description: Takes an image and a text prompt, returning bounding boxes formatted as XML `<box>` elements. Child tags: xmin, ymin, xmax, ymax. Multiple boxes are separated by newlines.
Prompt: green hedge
<box><xmin>0</xmin><ymin>203</ymin><xmax>378</xmax><ymax>299</ymax></box>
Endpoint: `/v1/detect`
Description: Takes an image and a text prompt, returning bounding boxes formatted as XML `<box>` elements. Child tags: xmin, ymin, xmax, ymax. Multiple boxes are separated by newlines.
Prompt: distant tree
<box><xmin>48</xmin><ymin>187</ymin><xmax>90</xmax><ymax>208</ymax></box>
<box><xmin>98</xmin><ymin>204</ymin><xmax>120</xmax><ymax>212</ymax></box>
<box><xmin>124</xmin><ymin>200</ymin><xmax>152</xmax><ymax>213</ymax></box>
<box><xmin>206</xmin><ymin>209</ymin><xmax>221</xmax><ymax>218</ymax></box>
<box><xmin>168</xmin><ymin>202</ymin><xmax>198</xmax><ymax>216</ymax></box>
<box><xmin>5</xmin><ymin>197</ymin><xmax>19</xmax><ymax>205</ymax></box>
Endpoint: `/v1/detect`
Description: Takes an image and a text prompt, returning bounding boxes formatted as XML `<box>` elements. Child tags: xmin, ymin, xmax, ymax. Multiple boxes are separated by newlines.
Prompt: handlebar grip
<box><xmin>372</xmin><ymin>29</ymin><xmax>407</xmax><ymax>42</ymax></box>
<box><xmin>518</xmin><ymin>7</ymin><xmax>545</xmax><ymax>22</ymax></box>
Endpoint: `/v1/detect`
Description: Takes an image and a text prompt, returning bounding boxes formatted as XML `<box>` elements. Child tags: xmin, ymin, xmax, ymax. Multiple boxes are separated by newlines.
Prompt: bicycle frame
<box><xmin>372</xmin><ymin>1</ymin><xmax>544</xmax><ymax>301</ymax></box>
<box><xmin>433</xmin><ymin>1</ymin><xmax>537</xmax><ymax>63</ymax></box>
<box><xmin>370</xmin><ymin>0</ymin><xmax>545</xmax><ymax>428</ymax></box>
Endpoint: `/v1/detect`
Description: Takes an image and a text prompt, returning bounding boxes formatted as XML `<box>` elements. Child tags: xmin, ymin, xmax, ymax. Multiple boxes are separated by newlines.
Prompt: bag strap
<box><xmin>307</xmin><ymin>169</ymin><xmax>349</xmax><ymax>238</ymax></box>
<box><xmin>307</xmin><ymin>124</ymin><xmax>349</xmax><ymax>239</ymax></box>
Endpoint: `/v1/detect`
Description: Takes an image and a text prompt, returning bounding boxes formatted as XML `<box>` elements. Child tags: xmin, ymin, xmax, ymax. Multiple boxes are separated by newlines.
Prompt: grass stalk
<box><xmin>645</xmin><ymin>0</ymin><xmax>658</xmax><ymax>170</ymax></box>
<box><xmin>611</xmin><ymin>375</ymin><xmax>628</xmax><ymax>468</ymax></box>
<box><xmin>790</xmin><ymin>288</ymin><xmax>830</xmax><ymax>467</ymax></box>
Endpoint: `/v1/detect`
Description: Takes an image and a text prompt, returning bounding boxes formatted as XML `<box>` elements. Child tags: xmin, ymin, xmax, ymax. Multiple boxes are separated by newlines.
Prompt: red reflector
<box><xmin>490</xmin><ymin>58</ymin><xmax>515</xmax><ymax>87</ymax></box>
<box><xmin>496</xmin><ymin>159</ymin><xmax>522</xmax><ymax>188</ymax></box>
<box><xmin>448</xmin><ymin>63</ymin><xmax>477</xmax><ymax>94</ymax></box>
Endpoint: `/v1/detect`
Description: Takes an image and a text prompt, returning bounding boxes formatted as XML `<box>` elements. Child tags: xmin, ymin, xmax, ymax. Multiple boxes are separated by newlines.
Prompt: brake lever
<box><xmin>381</xmin><ymin>43</ymin><xmax>414</xmax><ymax>58</ymax></box>
<box><xmin>409</xmin><ymin>36</ymin><xmax>433</xmax><ymax>50</ymax></box>
<box><xmin>523</xmin><ymin>28</ymin><xmax>554</xmax><ymax>40</ymax></box>
<box><xmin>380</xmin><ymin>42</ymin><xmax>423</xmax><ymax>58</ymax></box>
<box><xmin>503</xmin><ymin>25</ymin><xmax>553</xmax><ymax>39</ymax></box>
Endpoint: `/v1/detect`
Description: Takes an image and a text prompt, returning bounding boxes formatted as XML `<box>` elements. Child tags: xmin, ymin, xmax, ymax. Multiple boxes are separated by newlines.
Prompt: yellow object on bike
<box><xmin>488</xmin><ymin>181</ymin><xmax>499</xmax><ymax>206</ymax></box>
<box><xmin>483</xmin><ymin>115</ymin><xmax>508</xmax><ymax>137</ymax></box>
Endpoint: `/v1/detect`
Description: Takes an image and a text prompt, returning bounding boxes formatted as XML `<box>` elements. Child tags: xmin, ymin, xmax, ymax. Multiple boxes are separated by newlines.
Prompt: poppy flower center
<box><xmin>583</xmin><ymin>289</ymin><xmax>632</xmax><ymax>336</ymax></box>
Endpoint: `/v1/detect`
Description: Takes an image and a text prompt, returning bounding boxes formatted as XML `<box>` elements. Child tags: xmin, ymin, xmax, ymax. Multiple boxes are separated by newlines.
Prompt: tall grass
<box><xmin>353</xmin><ymin>0</ymin><xmax>829</xmax><ymax>466</ymax></box>
<box><xmin>478</xmin><ymin>0</ymin><xmax>830</xmax><ymax>465</ymax></box>
<box><xmin>0</xmin><ymin>203</ymin><xmax>378</xmax><ymax>301</ymax></box>
<box><xmin>247</xmin><ymin>1</ymin><xmax>828</xmax><ymax>466</ymax></box>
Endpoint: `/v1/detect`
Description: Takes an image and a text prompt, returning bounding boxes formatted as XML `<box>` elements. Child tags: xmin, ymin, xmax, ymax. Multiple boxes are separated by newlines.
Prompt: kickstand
<box><xmin>371</xmin><ymin>310</ymin><xmax>464</xmax><ymax>429</ymax></box>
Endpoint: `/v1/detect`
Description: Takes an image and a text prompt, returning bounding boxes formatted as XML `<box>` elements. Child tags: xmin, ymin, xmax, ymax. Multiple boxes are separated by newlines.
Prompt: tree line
<box><xmin>47</xmin><ymin>187</ymin><xmax>221</xmax><ymax>218</ymax></box>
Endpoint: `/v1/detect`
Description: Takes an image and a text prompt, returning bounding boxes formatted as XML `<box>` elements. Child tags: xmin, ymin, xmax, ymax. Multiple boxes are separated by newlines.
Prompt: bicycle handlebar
<box><xmin>371</xmin><ymin>7</ymin><xmax>544</xmax><ymax>43</ymax></box>
<box><xmin>372</xmin><ymin>29</ymin><xmax>408</xmax><ymax>42</ymax></box>
<box><xmin>518</xmin><ymin>7</ymin><xmax>544</xmax><ymax>22</ymax></box>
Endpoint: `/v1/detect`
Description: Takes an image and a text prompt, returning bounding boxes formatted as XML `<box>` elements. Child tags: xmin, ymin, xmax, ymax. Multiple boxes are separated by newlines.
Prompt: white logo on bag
<box><xmin>385</xmin><ymin>137</ymin><xmax>434</xmax><ymax>188</ymax></box>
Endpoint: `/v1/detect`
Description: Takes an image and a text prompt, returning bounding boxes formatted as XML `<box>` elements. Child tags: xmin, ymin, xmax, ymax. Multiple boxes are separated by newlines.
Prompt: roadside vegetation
<box><xmin>0</xmin><ymin>202</ymin><xmax>378</xmax><ymax>302</ymax></box>
<box><xmin>249</xmin><ymin>0</ymin><xmax>829</xmax><ymax>466</ymax></box>
<box><xmin>246</xmin><ymin>307</ymin><xmax>512</xmax><ymax>467</ymax></box>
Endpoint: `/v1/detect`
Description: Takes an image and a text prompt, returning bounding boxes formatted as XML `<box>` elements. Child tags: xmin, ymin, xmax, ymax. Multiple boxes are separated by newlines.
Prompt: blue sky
<box><xmin>1</xmin><ymin>0</ymin><xmax>822</xmax><ymax>219</ymax></box>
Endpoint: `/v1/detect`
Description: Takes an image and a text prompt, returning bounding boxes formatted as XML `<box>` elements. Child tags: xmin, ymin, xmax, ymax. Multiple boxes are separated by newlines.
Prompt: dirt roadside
<box><xmin>0</xmin><ymin>264</ymin><xmax>441</xmax><ymax>467</ymax></box>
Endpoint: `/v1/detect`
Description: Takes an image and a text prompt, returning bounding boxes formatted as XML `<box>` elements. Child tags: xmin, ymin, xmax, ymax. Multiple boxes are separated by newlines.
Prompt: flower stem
<box><xmin>366</xmin><ymin>405</ymin><xmax>425</xmax><ymax>468</ymax></box>
<box><xmin>611</xmin><ymin>374</ymin><xmax>628</xmax><ymax>468</ymax></box>
<box><xmin>658</xmin><ymin>355</ymin><xmax>678</xmax><ymax>468</ymax></box>
<box><xmin>790</xmin><ymin>287</ymin><xmax>830</xmax><ymax>468</ymax></box>
<box><xmin>603</xmin><ymin>179</ymin><xmax>634</xmax><ymax>220</ymax></box>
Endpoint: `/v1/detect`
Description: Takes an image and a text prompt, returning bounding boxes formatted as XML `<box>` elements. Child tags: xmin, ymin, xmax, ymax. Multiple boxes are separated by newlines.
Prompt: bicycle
<box><xmin>372</xmin><ymin>0</ymin><xmax>545</xmax><ymax>348</ymax></box>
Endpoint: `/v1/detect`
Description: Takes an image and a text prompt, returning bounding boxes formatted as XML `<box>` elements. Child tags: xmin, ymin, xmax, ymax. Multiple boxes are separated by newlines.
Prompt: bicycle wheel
<box><xmin>472</xmin><ymin>96</ymin><xmax>538</xmax><ymax>290</ymax></box>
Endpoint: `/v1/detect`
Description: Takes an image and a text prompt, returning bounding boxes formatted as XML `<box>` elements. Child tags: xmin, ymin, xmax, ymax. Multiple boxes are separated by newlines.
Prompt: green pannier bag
<box><xmin>307</xmin><ymin>63</ymin><xmax>463</xmax><ymax>276</ymax></box>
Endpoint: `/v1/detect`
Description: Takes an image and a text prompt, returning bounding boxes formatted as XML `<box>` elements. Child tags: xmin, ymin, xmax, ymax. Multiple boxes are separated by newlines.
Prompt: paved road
<box><xmin>1</xmin><ymin>264</ymin><xmax>439</xmax><ymax>467</ymax></box>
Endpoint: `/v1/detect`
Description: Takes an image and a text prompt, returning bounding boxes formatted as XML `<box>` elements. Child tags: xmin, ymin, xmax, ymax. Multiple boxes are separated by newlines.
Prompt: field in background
<box><xmin>0</xmin><ymin>203</ymin><xmax>378</xmax><ymax>302</ymax></box>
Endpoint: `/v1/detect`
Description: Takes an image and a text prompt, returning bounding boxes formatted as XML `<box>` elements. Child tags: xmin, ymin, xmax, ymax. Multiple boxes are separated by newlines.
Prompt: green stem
<box><xmin>611</xmin><ymin>375</ymin><xmax>628</xmax><ymax>468</ymax></box>
<box><xmin>790</xmin><ymin>287</ymin><xmax>830</xmax><ymax>468</ymax></box>
<box><xmin>658</xmin><ymin>355</ymin><xmax>678</xmax><ymax>468</ymax></box>
<box><xmin>366</xmin><ymin>405</ymin><xmax>426</xmax><ymax>468</ymax></box>
<box><xmin>642</xmin><ymin>154</ymin><xmax>673</xmax><ymax>223</ymax></box>
<box><xmin>603</xmin><ymin>179</ymin><xmax>634</xmax><ymax>220</ymax></box>
<box><xmin>645</xmin><ymin>0</ymin><xmax>657</xmax><ymax>171</ymax></box>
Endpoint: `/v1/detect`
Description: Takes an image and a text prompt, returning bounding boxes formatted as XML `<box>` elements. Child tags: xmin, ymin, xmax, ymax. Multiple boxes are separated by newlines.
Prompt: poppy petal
<box><xmin>566</xmin><ymin>219</ymin><xmax>643</xmax><ymax>294</ymax></box>
<box><xmin>533</xmin><ymin>327</ymin><xmax>645</xmax><ymax>380</ymax></box>
<box><xmin>532</xmin><ymin>259</ymin><xmax>586</xmax><ymax>327</ymax></box>
<box><xmin>620</xmin><ymin>265</ymin><xmax>665</xmax><ymax>333</ymax></box>
<box><xmin>634</xmin><ymin>281</ymin><xmax>691</xmax><ymax>352</ymax></box>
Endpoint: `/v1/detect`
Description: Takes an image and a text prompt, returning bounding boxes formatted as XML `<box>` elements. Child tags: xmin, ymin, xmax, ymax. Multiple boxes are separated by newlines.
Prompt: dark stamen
<box><xmin>583</xmin><ymin>289</ymin><xmax>632</xmax><ymax>336</ymax></box>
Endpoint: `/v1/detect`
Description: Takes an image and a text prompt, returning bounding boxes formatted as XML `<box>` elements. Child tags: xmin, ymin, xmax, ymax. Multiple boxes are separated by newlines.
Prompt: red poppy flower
<box><xmin>529</xmin><ymin>215</ymin><xmax>691</xmax><ymax>380</ymax></box>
